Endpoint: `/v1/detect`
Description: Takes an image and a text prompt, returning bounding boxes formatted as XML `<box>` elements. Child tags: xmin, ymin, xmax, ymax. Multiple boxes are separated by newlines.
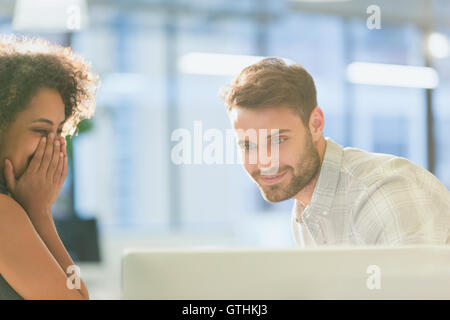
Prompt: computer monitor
<box><xmin>121</xmin><ymin>245</ymin><xmax>450</xmax><ymax>299</ymax></box>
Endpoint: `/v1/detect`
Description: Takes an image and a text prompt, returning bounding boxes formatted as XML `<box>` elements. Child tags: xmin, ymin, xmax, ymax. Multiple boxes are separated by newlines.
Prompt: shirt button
<box><xmin>322</xmin><ymin>211</ymin><xmax>328</xmax><ymax>216</ymax></box>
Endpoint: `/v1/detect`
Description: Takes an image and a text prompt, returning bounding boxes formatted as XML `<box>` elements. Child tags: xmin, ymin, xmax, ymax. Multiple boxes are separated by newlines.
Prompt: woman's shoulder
<box><xmin>0</xmin><ymin>194</ymin><xmax>30</xmax><ymax>241</ymax></box>
<box><xmin>0</xmin><ymin>194</ymin><xmax>25</xmax><ymax>216</ymax></box>
<box><xmin>0</xmin><ymin>194</ymin><xmax>35</xmax><ymax>276</ymax></box>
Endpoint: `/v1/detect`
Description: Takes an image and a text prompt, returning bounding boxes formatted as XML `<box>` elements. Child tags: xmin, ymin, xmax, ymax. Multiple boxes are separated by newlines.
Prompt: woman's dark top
<box><xmin>0</xmin><ymin>175</ymin><xmax>24</xmax><ymax>300</ymax></box>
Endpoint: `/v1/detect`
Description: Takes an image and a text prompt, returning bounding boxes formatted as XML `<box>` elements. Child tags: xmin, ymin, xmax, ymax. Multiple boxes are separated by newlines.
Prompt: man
<box><xmin>219</xmin><ymin>57</ymin><xmax>450</xmax><ymax>247</ymax></box>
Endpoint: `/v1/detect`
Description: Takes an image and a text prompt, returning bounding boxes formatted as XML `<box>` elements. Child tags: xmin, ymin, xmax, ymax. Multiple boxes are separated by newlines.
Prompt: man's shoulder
<box><xmin>338</xmin><ymin>146</ymin><xmax>450</xmax><ymax>221</ymax></box>
<box><xmin>330</xmin><ymin>145</ymin><xmax>450</xmax><ymax>245</ymax></box>
<box><xmin>339</xmin><ymin>146</ymin><xmax>430</xmax><ymax>191</ymax></box>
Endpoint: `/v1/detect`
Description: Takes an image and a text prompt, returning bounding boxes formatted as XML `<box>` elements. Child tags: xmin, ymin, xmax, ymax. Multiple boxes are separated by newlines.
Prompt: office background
<box><xmin>0</xmin><ymin>0</ymin><xmax>449</xmax><ymax>298</ymax></box>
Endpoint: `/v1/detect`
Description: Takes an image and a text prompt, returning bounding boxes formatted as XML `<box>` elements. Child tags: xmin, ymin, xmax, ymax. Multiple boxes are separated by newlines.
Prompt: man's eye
<box><xmin>240</xmin><ymin>143</ymin><xmax>256</xmax><ymax>151</ymax></box>
<box><xmin>273</xmin><ymin>137</ymin><xmax>286</xmax><ymax>144</ymax></box>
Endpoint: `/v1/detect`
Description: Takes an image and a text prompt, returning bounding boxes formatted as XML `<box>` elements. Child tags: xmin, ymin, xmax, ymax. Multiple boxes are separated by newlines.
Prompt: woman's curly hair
<box><xmin>0</xmin><ymin>35</ymin><xmax>99</xmax><ymax>137</ymax></box>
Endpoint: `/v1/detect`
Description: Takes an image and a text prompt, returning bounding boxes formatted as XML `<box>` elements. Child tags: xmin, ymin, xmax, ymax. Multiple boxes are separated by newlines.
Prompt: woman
<box><xmin>0</xmin><ymin>36</ymin><xmax>98</xmax><ymax>299</ymax></box>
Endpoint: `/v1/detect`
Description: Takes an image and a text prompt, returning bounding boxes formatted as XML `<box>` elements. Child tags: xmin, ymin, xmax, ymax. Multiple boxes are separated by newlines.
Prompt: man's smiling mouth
<box><xmin>259</xmin><ymin>170</ymin><xmax>288</xmax><ymax>185</ymax></box>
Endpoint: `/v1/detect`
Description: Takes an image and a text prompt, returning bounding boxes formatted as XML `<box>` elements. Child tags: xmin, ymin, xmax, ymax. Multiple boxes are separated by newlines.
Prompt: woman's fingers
<box><xmin>40</xmin><ymin>133</ymin><xmax>55</xmax><ymax>173</ymax></box>
<box><xmin>59</xmin><ymin>150</ymin><xmax>68</xmax><ymax>186</ymax></box>
<box><xmin>54</xmin><ymin>137</ymin><xmax>65</xmax><ymax>182</ymax></box>
<box><xmin>47</xmin><ymin>138</ymin><xmax>61</xmax><ymax>178</ymax></box>
<box><xmin>61</xmin><ymin>137</ymin><xmax>67</xmax><ymax>157</ymax></box>
<box><xmin>28</xmin><ymin>136</ymin><xmax>47</xmax><ymax>173</ymax></box>
<box><xmin>54</xmin><ymin>150</ymin><xmax>64</xmax><ymax>184</ymax></box>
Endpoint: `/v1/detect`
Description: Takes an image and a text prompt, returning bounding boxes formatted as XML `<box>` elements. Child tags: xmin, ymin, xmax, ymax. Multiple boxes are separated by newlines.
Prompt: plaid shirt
<box><xmin>291</xmin><ymin>137</ymin><xmax>450</xmax><ymax>247</ymax></box>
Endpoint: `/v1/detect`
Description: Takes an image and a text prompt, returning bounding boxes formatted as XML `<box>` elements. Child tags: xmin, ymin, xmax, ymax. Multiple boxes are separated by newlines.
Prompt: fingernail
<box><xmin>42</xmin><ymin>136</ymin><xmax>47</xmax><ymax>143</ymax></box>
<box><xmin>60</xmin><ymin>152</ymin><xmax>63</xmax><ymax>158</ymax></box>
<box><xmin>55</xmin><ymin>140</ymin><xmax>60</xmax><ymax>146</ymax></box>
<box><xmin>49</xmin><ymin>133</ymin><xmax>54</xmax><ymax>139</ymax></box>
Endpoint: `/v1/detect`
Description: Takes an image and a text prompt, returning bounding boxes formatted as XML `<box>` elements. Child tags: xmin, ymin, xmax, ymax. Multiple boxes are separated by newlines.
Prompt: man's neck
<box><xmin>292</xmin><ymin>136</ymin><xmax>327</xmax><ymax>206</ymax></box>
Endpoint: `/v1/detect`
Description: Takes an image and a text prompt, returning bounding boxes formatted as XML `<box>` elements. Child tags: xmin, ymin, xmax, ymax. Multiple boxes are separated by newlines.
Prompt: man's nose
<box><xmin>257</xmin><ymin>150</ymin><xmax>280</xmax><ymax>175</ymax></box>
<box><xmin>257</xmin><ymin>156</ymin><xmax>273</xmax><ymax>169</ymax></box>
<box><xmin>258</xmin><ymin>156</ymin><xmax>281</xmax><ymax>176</ymax></box>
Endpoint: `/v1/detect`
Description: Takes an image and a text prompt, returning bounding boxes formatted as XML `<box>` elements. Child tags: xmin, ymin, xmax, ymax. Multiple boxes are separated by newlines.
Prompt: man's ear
<box><xmin>308</xmin><ymin>106</ymin><xmax>325</xmax><ymax>139</ymax></box>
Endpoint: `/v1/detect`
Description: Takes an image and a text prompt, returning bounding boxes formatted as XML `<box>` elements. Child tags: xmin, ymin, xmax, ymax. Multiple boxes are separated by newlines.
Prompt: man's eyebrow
<box><xmin>31</xmin><ymin>118</ymin><xmax>65</xmax><ymax>125</ymax></box>
<box><xmin>237</xmin><ymin>129</ymin><xmax>290</xmax><ymax>144</ymax></box>
<box><xmin>267</xmin><ymin>129</ymin><xmax>290</xmax><ymax>138</ymax></box>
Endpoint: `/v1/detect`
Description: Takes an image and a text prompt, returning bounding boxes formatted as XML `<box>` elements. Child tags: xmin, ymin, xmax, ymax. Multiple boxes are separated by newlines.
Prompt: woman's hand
<box><xmin>3</xmin><ymin>133</ymin><xmax>68</xmax><ymax>220</ymax></box>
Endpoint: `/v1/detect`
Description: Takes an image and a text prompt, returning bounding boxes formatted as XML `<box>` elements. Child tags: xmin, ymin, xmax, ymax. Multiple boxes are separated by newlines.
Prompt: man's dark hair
<box><xmin>219</xmin><ymin>57</ymin><xmax>317</xmax><ymax>126</ymax></box>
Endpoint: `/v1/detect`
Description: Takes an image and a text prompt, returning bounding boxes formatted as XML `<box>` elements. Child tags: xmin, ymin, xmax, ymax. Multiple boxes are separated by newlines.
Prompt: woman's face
<box><xmin>0</xmin><ymin>88</ymin><xmax>66</xmax><ymax>179</ymax></box>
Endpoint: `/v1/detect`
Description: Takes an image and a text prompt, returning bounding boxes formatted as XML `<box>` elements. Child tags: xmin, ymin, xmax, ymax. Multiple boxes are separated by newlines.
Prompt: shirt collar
<box><xmin>301</xmin><ymin>137</ymin><xmax>344</xmax><ymax>221</ymax></box>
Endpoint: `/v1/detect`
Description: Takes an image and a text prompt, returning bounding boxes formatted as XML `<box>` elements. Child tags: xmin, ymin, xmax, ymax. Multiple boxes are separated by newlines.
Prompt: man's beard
<box><xmin>251</xmin><ymin>132</ymin><xmax>321</xmax><ymax>203</ymax></box>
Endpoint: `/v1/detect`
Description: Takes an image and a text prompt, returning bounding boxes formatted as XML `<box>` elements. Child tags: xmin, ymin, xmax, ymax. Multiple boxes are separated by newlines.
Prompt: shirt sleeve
<box><xmin>351</xmin><ymin>172</ymin><xmax>450</xmax><ymax>246</ymax></box>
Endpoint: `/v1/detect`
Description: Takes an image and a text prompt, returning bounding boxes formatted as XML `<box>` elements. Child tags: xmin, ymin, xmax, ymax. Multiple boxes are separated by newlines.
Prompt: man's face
<box><xmin>230</xmin><ymin>105</ymin><xmax>321</xmax><ymax>203</ymax></box>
